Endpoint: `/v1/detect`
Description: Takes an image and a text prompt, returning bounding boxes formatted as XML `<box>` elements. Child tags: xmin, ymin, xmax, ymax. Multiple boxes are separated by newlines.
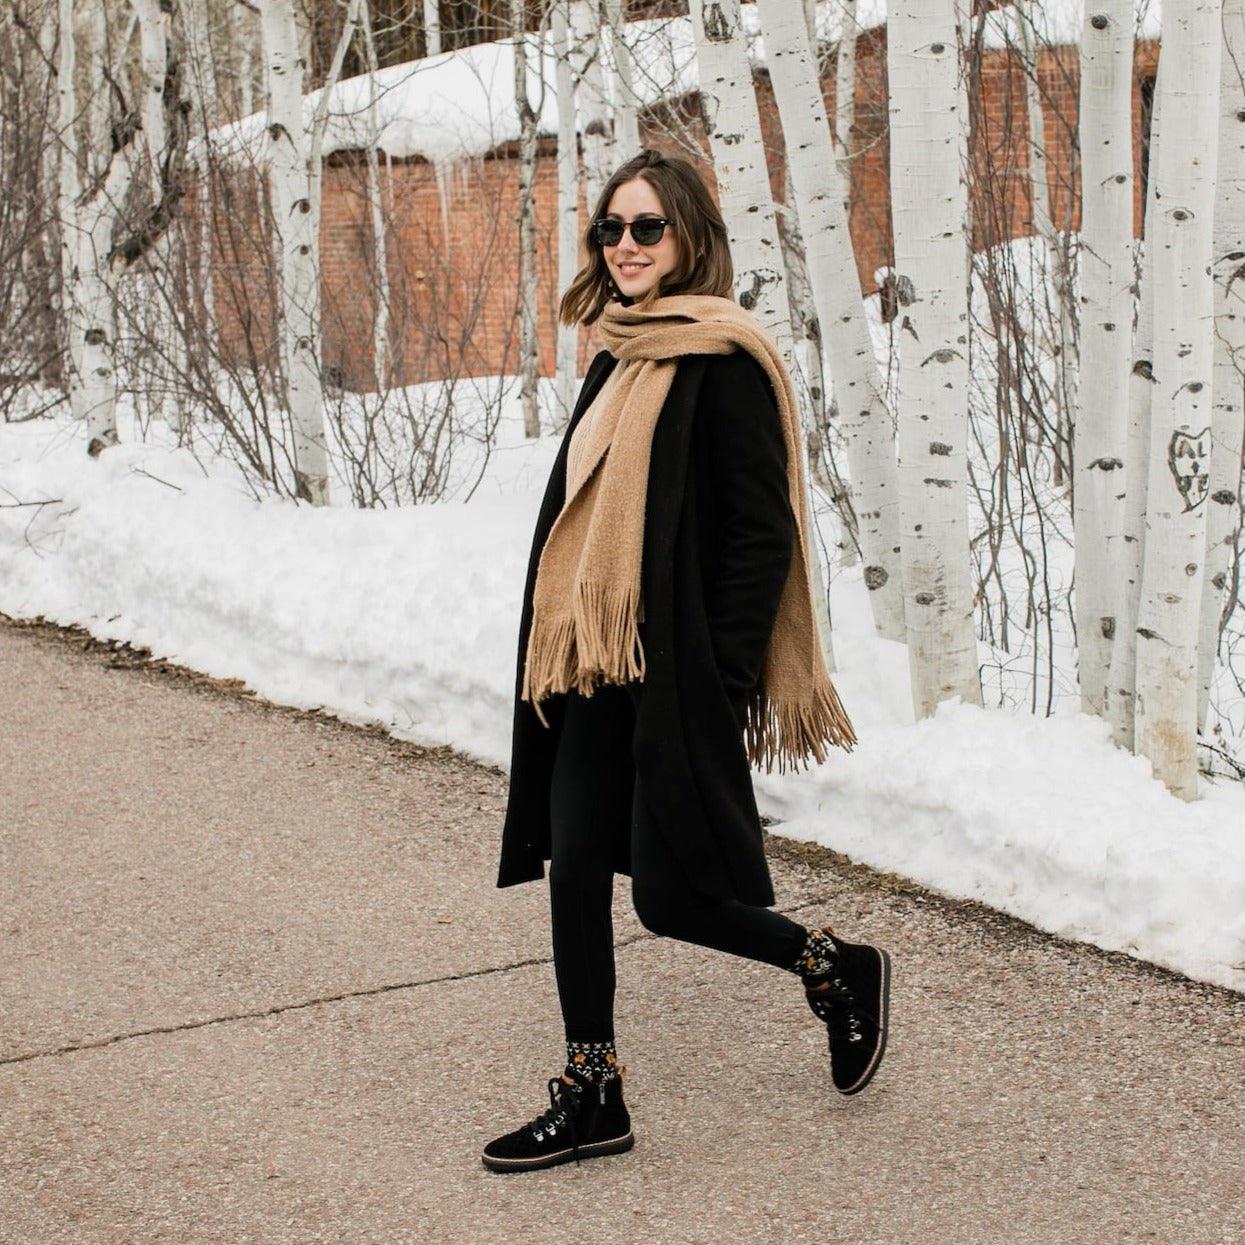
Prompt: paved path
<box><xmin>1</xmin><ymin>619</ymin><xmax>1243</xmax><ymax>1245</ymax></box>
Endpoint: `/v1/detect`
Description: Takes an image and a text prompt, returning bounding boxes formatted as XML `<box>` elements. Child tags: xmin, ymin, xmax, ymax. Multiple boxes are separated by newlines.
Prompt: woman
<box><xmin>483</xmin><ymin>150</ymin><xmax>890</xmax><ymax>1173</ymax></box>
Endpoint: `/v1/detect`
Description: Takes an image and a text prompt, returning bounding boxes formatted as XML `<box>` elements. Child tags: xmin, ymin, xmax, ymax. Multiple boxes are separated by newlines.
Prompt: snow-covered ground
<box><xmin>2</xmin><ymin>391</ymin><xmax>1242</xmax><ymax>996</ymax></box>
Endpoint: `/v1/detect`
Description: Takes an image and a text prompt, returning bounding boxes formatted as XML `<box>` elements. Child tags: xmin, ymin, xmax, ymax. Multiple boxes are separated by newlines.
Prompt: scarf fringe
<box><xmin>522</xmin><ymin>581</ymin><xmax>645</xmax><ymax>720</ymax></box>
<box><xmin>571</xmin><ymin>579</ymin><xmax>646</xmax><ymax>685</ymax></box>
<box><xmin>746</xmin><ymin>678</ymin><xmax>857</xmax><ymax>774</ymax></box>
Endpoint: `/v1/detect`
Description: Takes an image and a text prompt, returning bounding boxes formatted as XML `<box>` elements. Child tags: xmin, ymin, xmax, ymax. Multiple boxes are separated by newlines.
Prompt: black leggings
<box><xmin>548</xmin><ymin>686</ymin><xmax>807</xmax><ymax>1042</ymax></box>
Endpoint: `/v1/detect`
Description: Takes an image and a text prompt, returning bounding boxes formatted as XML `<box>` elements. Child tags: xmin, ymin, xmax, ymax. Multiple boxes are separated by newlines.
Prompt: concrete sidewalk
<box><xmin>2</xmin><ymin>620</ymin><xmax>1242</xmax><ymax>1245</ymax></box>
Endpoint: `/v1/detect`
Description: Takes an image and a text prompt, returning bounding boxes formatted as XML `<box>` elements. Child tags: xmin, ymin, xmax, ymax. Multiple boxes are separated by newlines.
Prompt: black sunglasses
<box><xmin>591</xmin><ymin>217</ymin><xmax>673</xmax><ymax>247</ymax></box>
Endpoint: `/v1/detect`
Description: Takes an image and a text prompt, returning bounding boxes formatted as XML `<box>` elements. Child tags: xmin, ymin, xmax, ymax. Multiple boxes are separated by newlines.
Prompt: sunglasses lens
<box><xmin>593</xmin><ymin>219</ymin><xmax>668</xmax><ymax>246</ymax></box>
<box><xmin>630</xmin><ymin>220</ymin><xmax>666</xmax><ymax>246</ymax></box>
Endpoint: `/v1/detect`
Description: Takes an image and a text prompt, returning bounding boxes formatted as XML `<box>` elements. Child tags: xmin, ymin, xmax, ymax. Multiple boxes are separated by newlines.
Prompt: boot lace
<box><xmin>807</xmin><ymin>973</ymin><xmax>865</xmax><ymax>1045</ymax></box>
<box><xmin>525</xmin><ymin>1077</ymin><xmax>584</xmax><ymax>1160</ymax></box>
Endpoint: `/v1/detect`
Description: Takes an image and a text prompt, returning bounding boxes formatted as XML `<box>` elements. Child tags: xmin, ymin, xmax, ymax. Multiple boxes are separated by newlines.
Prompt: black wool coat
<box><xmin>496</xmin><ymin>346</ymin><xmax>795</xmax><ymax>907</ymax></box>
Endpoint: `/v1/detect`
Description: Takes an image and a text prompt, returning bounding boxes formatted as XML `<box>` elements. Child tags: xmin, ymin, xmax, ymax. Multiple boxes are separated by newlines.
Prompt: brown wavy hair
<box><xmin>558</xmin><ymin>149</ymin><xmax>735</xmax><ymax>327</ymax></box>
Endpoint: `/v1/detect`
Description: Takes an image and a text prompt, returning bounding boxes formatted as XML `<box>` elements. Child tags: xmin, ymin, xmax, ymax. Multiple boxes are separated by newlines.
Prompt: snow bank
<box><xmin>1</xmin><ymin>404</ymin><xmax>1241</xmax><ymax>995</ymax></box>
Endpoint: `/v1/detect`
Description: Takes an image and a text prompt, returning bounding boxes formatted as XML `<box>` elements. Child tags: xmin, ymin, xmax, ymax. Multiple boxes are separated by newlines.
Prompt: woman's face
<box><xmin>601</xmin><ymin>178</ymin><xmax>681</xmax><ymax>303</ymax></box>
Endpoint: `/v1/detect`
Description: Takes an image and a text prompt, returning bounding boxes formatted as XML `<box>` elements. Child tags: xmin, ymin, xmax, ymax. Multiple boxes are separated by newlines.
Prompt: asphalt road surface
<box><xmin>2</xmin><ymin>619</ymin><xmax>1242</xmax><ymax>1245</ymax></box>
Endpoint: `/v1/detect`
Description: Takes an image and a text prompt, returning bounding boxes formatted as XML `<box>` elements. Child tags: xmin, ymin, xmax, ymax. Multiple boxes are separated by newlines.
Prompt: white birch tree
<box><xmin>130</xmin><ymin>0</ymin><xmax>168</xmax><ymax>197</ymax></box>
<box><xmin>552</xmin><ymin>0</ymin><xmax>581</xmax><ymax>423</ymax></box>
<box><xmin>570</xmin><ymin>0</ymin><xmax>615</xmax><ymax>208</ymax></box>
<box><xmin>688</xmin><ymin>0</ymin><xmax>789</xmax><ymax>340</ymax></box>
<box><xmin>887</xmin><ymin>0</ymin><xmax>982</xmax><ymax>716</ymax></box>
<box><xmin>38</xmin><ymin>0</ymin><xmax>61</xmax><ymax>379</ymax></box>
<box><xmin>1134</xmin><ymin>0</ymin><xmax>1223</xmax><ymax>799</ymax></box>
<box><xmin>182</xmin><ymin>0</ymin><xmax>218</xmax><ymax>335</ymax></box>
<box><xmin>58</xmin><ymin>0</ymin><xmax>129</xmax><ymax>455</ymax></box>
<box><xmin>756</xmin><ymin>0</ymin><xmax>905</xmax><ymax>641</ymax></box>
<box><xmin>1073</xmin><ymin>0</ymin><xmax>1134</xmax><ymax>714</ymax></box>
<box><xmin>1107</xmin><ymin>149</ymin><xmax>1159</xmax><ymax>750</ymax></box>
<box><xmin>604</xmin><ymin>0</ymin><xmax>640</xmax><ymax>157</ymax></box>
<box><xmin>689</xmin><ymin>0</ymin><xmax>851</xmax><ymax>670</ymax></box>
<box><xmin>423</xmin><ymin>0</ymin><xmax>441</xmax><ymax>57</ymax></box>
<box><xmin>56</xmin><ymin>0</ymin><xmax>84</xmax><ymax>396</ymax></box>
<box><xmin>512</xmin><ymin>0</ymin><xmax>541</xmax><ymax>438</ymax></box>
<box><xmin>358</xmin><ymin>0</ymin><xmax>392</xmax><ymax>390</ymax></box>
<box><xmin>258</xmin><ymin>0</ymin><xmax>330</xmax><ymax>504</ymax></box>
<box><xmin>124</xmin><ymin>0</ymin><xmax>187</xmax><ymax>430</ymax></box>
<box><xmin>834</xmin><ymin>0</ymin><xmax>858</xmax><ymax>173</ymax></box>
<box><xmin>777</xmin><ymin>166</ymin><xmax>828</xmax><ymax>434</ymax></box>
<box><xmin>1199</xmin><ymin>0</ymin><xmax>1245</xmax><ymax>728</ymax></box>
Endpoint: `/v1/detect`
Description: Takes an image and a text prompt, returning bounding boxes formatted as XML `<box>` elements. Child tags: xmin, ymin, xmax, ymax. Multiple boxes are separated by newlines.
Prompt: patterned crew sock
<box><xmin>793</xmin><ymin>927</ymin><xmax>839</xmax><ymax>982</ymax></box>
<box><xmin>566</xmin><ymin>1039</ymin><xmax>620</xmax><ymax>1084</ymax></box>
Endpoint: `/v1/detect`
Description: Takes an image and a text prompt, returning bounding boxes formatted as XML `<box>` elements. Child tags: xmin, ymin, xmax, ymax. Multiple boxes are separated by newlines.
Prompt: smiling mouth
<box><xmin>616</xmin><ymin>263</ymin><xmax>649</xmax><ymax>275</ymax></box>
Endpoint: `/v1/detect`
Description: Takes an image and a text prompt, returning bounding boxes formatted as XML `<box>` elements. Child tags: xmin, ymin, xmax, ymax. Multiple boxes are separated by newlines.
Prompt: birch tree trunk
<box><xmin>127</xmin><ymin>0</ymin><xmax>181</xmax><ymax>428</ymax></box>
<box><xmin>831</xmin><ymin>0</ymin><xmax>858</xmax><ymax>265</ymax></box>
<box><xmin>259</xmin><ymin>0</ymin><xmax>330</xmax><ymax>504</ymax></box>
<box><xmin>183</xmin><ymin>0</ymin><xmax>217</xmax><ymax>334</ymax></box>
<box><xmin>86</xmin><ymin>4</ymin><xmax>110</xmax><ymax>164</ymax></box>
<box><xmin>1106</xmin><ymin>146</ymin><xmax>1159</xmax><ymax>750</ymax></box>
<box><xmin>757</xmin><ymin>0</ymin><xmax>905</xmax><ymax>642</ymax></box>
<box><xmin>571</xmin><ymin>0</ymin><xmax>615</xmax><ymax>209</ymax></box>
<box><xmin>1134</xmin><ymin>0</ymin><xmax>1222</xmax><ymax>799</ymax></box>
<box><xmin>777</xmin><ymin>165</ymin><xmax>826</xmax><ymax>431</ymax></box>
<box><xmin>358</xmin><ymin>0</ymin><xmax>391</xmax><ymax>389</ymax></box>
<box><xmin>888</xmin><ymin>0</ymin><xmax>982</xmax><ymax>716</ymax></box>
<box><xmin>57</xmin><ymin>0</ymin><xmax>81</xmax><ymax>382</ymax></box>
<box><xmin>59</xmin><ymin>0</ymin><xmax>124</xmax><ymax>455</ymax></box>
<box><xmin>423</xmin><ymin>0</ymin><xmax>441</xmax><ymax>57</ymax></box>
<box><xmin>604</xmin><ymin>0</ymin><xmax>640</xmax><ymax>157</ymax></box>
<box><xmin>690</xmin><ymin>0</ymin><xmax>846</xmax><ymax>669</ymax></box>
<box><xmin>1199</xmin><ymin>0</ymin><xmax>1245</xmax><ymax>728</ymax></box>
<box><xmin>1073</xmin><ymin>0</ymin><xmax>1134</xmax><ymax>714</ymax></box>
<box><xmin>552</xmin><ymin>0</ymin><xmax>580</xmax><ymax>424</ymax></box>
<box><xmin>131</xmin><ymin>0</ymin><xmax>168</xmax><ymax>186</ymax></box>
<box><xmin>688</xmin><ymin>0</ymin><xmax>789</xmax><ymax>341</ymax></box>
<box><xmin>834</xmin><ymin>0</ymin><xmax>857</xmax><ymax>173</ymax></box>
<box><xmin>512</xmin><ymin>0</ymin><xmax>541</xmax><ymax>438</ymax></box>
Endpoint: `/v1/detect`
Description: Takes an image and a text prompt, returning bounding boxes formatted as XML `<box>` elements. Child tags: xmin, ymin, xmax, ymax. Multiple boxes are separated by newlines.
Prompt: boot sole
<box><xmin>481</xmin><ymin>1130</ymin><xmax>635</xmax><ymax>1173</ymax></box>
<box><xmin>835</xmin><ymin>945</ymin><xmax>891</xmax><ymax>1096</ymax></box>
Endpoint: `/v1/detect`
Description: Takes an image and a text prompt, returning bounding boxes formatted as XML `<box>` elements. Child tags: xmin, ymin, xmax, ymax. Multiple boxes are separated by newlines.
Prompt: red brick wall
<box><xmin>219</xmin><ymin>35</ymin><xmax>1162</xmax><ymax>389</ymax></box>
<box><xmin>316</xmin><ymin>151</ymin><xmax>566</xmax><ymax>390</ymax></box>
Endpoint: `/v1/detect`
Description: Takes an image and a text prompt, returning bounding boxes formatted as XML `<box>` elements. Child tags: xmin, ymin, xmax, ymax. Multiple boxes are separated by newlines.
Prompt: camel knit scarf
<box><xmin>521</xmin><ymin>294</ymin><xmax>855</xmax><ymax>771</ymax></box>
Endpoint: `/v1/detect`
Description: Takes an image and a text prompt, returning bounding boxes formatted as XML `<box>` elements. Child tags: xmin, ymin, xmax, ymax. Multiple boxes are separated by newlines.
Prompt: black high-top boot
<box><xmin>481</xmin><ymin>1065</ymin><xmax>633</xmax><ymax>1173</ymax></box>
<box><xmin>801</xmin><ymin>928</ymin><xmax>892</xmax><ymax>1096</ymax></box>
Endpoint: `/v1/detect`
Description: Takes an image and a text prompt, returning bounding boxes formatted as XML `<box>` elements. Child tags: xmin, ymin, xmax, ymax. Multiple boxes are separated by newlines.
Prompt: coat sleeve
<box><xmin>696</xmin><ymin>350</ymin><xmax>795</xmax><ymax>722</ymax></box>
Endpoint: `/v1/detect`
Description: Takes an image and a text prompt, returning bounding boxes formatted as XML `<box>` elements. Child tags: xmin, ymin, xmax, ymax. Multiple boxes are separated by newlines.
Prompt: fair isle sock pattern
<box><xmin>794</xmin><ymin>927</ymin><xmax>839</xmax><ymax>981</ymax></box>
<box><xmin>566</xmin><ymin>1040</ymin><xmax>620</xmax><ymax>1084</ymax></box>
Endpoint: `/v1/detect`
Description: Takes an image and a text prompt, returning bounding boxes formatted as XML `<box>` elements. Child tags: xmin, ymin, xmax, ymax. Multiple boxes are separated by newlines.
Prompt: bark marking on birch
<box><xmin>737</xmin><ymin>268</ymin><xmax>781</xmax><ymax>311</ymax></box>
<box><xmin>704</xmin><ymin>4</ymin><xmax>732</xmax><ymax>42</ymax></box>
<box><xmin>1167</xmin><ymin>428</ymin><xmax>1212</xmax><ymax>509</ymax></box>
